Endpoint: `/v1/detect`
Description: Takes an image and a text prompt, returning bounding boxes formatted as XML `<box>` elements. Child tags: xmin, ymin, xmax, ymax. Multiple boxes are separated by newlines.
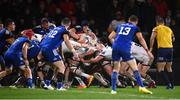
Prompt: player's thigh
<box><xmin>126</xmin><ymin>59</ymin><xmax>138</xmax><ymax>71</ymax></box>
<box><xmin>157</xmin><ymin>62</ymin><xmax>166</xmax><ymax>72</ymax></box>
<box><xmin>102</xmin><ymin>62</ymin><xmax>112</xmax><ymax>75</ymax></box>
<box><xmin>53</xmin><ymin>60</ymin><xmax>66</xmax><ymax>73</ymax></box>
<box><xmin>119</xmin><ymin>62</ymin><xmax>129</xmax><ymax>74</ymax></box>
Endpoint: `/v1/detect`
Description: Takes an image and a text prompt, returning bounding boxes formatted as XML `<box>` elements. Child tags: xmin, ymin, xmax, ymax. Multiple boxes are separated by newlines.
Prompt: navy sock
<box><xmin>57</xmin><ymin>82</ymin><xmax>63</xmax><ymax>89</ymax></box>
<box><xmin>160</xmin><ymin>71</ymin><xmax>170</xmax><ymax>86</ymax></box>
<box><xmin>27</xmin><ymin>78</ymin><xmax>33</xmax><ymax>88</ymax></box>
<box><xmin>45</xmin><ymin>80</ymin><xmax>51</xmax><ymax>86</ymax></box>
<box><xmin>56</xmin><ymin>73</ymin><xmax>64</xmax><ymax>89</ymax></box>
<box><xmin>111</xmin><ymin>71</ymin><xmax>118</xmax><ymax>91</ymax></box>
<box><xmin>167</xmin><ymin>72</ymin><xmax>174</xmax><ymax>87</ymax></box>
<box><xmin>134</xmin><ymin>70</ymin><xmax>144</xmax><ymax>87</ymax></box>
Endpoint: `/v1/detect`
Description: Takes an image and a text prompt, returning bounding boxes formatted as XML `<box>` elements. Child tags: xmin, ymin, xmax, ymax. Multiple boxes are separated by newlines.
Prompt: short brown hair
<box><xmin>129</xmin><ymin>15</ymin><xmax>138</xmax><ymax>22</ymax></box>
<box><xmin>156</xmin><ymin>17</ymin><xmax>164</xmax><ymax>24</ymax></box>
<box><xmin>61</xmin><ymin>17</ymin><xmax>71</xmax><ymax>26</ymax></box>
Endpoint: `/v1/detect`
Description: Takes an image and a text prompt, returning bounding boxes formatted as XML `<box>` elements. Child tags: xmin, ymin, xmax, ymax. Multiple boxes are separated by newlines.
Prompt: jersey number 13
<box><xmin>118</xmin><ymin>27</ymin><xmax>131</xmax><ymax>35</ymax></box>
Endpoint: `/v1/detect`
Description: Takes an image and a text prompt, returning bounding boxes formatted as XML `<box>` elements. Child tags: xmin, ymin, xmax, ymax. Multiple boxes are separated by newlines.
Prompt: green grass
<box><xmin>0</xmin><ymin>86</ymin><xmax>180</xmax><ymax>99</ymax></box>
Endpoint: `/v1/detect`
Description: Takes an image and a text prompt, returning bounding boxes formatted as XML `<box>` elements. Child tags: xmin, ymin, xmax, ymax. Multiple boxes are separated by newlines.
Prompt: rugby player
<box><xmin>0</xmin><ymin>29</ymin><xmax>34</xmax><ymax>88</ymax></box>
<box><xmin>39</xmin><ymin>17</ymin><xmax>79</xmax><ymax>91</ymax></box>
<box><xmin>109</xmin><ymin>15</ymin><xmax>152</xmax><ymax>94</ymax></box>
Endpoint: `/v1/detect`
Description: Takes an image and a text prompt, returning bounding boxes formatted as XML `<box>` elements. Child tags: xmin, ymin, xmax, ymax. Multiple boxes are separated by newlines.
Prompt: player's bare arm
<box><xmin>81</xmin><ymin>55</ymin><xmax>104</xmax><ymax>63</ymax></box>
<box><xmin>22</xmin><ymin>42</ymin><xmax>30</xmax><ymax>67</ymax></box>
<box><xmin>136</xmin><ymin>32</ymin><xmax>149</xmax><ymax>51</ymax></box>
<box><xmin>150</xmin><ymin>30</ymin><xmax>157</xmax><ymax>52</ymax></box>
<box><xmin>108</xmin><ymin>31</ymin><xmax>116</xmax><ymax>44</ymax></box>
<box><xmin>69</xmin><ymin>28</ymin><xmax>80</xmax><ymax>40</ymax></box>
<box><xmin>63</xmin><ymin>34</ymin><xmax>79</xmax><ymax>60</ymax></box>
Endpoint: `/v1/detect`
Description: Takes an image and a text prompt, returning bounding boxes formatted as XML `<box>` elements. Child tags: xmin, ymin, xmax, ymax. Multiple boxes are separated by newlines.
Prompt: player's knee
<box><xmin>54</xmin><ymin>61</ymin><xmax>65</xmax><ymax>74</ymax></box>
<box><xmin>166</xmin><ymin>66</ymin><xmax>172</xmax><ymax>72</ymax></box>
<box><xmin>157</xmin><ymin>67</ymin><xmax>164</xmax><ymax>72</ymax></box>
<box><xmin>74</xmin><ymin>69</ymin><xmax>82</xmax><ymax>75</ymax></box>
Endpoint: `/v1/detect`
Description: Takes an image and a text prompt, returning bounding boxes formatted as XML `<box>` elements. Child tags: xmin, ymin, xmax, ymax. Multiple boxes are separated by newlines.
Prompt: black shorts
<box><xmin>157</xmin><ymin>48</ymin><xmax>173</xmax><ymax>62</ymax></box>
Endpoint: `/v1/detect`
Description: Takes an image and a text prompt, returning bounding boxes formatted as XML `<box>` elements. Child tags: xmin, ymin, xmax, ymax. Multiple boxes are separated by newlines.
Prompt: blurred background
<box><xmin>0</xmin><ymin>0</ymin><xmax>180</xmax><ymax>85</ymax></box>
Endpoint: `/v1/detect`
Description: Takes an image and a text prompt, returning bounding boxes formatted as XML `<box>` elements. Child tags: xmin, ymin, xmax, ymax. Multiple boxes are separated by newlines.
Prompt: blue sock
<box><xmin>45</xmin><ymin>80</ymin><xmax>51</xmax><ymax>86</ymax></box>
<box><xmin>57</xmin><ymin>82</ymin><xmax>63</xmax><ymax>89</ymax></box>
<box><xmin>111</xmin><ymin>71</ymin><xmax>118</xmax><ymax>91</ymax></box>
<box><xmin>27</xmin><ymin>78</ymin><xmax>33</xmax><ymax>88</ymax></box>
<box><xmin>134</xmin><ymin>70</ymin><xmax>144</xmax><ymax>87</ymax></box>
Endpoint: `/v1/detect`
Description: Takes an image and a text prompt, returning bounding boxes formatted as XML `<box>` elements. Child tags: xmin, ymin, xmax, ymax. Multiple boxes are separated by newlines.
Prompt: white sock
<box><xmin>80</xmin><ymin>73</ymin><xmax>90</xmax><ymax>79</ymax></box>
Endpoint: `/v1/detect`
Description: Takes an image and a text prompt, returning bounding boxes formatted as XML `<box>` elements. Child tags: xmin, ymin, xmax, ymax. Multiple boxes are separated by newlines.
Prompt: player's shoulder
<box><xmin>152</xmin><ymin>26</ymin><xmax>158</xmax><ymax>32</ymax></box>
<box><xmin>1</xmin><ymin>28</ymin><xmax>11</xmax><ymax>35</ymax></box>
<box><xmin>19</xmin><ymin>36</ymin><xmax>30</xmax><ymax>42</ymax></box>
<box><xmin>55</xmin><ymin>26</ymin><xmax>69</xmax><ymax>35</ymax></box>
<box><xmin>164</xmin><ymin>25</ymin><xmax>172</xmax><ymax>31</ymax></box>
<box><xmin>0</xmin><ymin>28</ymin><xmax>6</xmax><ymax>33</ymax></box>
<box><xmin>56</xmin><ymin>25</ymin><xmax>65</xmax><ymax>30</ymax></box>
<box><xmin>34</xmin><ymin>25</ymin><xmax>42</xmax><ymax>29</ymax></box>
<box><xmin>49</xmin><ymin>23</ymin><xmax>56</xmax><ymax>29</ymax></box>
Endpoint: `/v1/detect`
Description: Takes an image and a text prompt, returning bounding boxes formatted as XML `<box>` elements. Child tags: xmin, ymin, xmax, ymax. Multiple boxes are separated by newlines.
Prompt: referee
<box><xmin>150</xmin><ymin>17</ymin><xmax>175</xmax><ymax>89</ymax></box>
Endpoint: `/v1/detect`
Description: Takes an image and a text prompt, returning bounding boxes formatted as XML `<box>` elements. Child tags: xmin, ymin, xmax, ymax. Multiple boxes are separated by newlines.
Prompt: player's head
<box><xmin>5</xmin><ymin>18</ymin><xmax>15</xmax><ymax>32</ymax></box>
<box><xmin>21</xmin><ymin>29</ymin><xmax>35</xmax><ymax>40</ymax></box>
<box><xmin>128</xmin><ymin>15</ymin><xmax>138</xmax><ymax>25</ymax></box>
<box><xmin>81</xmin><ymin>20</ymin><xmax>89</xmax><ymax>33</ymax></box>
<box><xmin>75</xmin><ymin>25</ymin><xmax>83</xmax><ymax>34</ymax></box>
<box><xmin>41</xmin><ymin>18</ymin><xmax>49</xmax><ymax>29</ymax></box>
<box><xmin>61</xmin><ymin>17</ymin><xmax>71</xmax><ymax>29</ymax></box>
<box><xmin>156</xmin><ymin>17</ymin><xmax>164</xmax><ymax>26</ymax></box>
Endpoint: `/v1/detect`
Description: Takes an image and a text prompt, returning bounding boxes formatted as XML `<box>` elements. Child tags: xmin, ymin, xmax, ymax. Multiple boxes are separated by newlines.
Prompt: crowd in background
<box><xmin>0</xmin><ymin>0</ymin><xmax>180</xmax><ymax>57</ymax></box>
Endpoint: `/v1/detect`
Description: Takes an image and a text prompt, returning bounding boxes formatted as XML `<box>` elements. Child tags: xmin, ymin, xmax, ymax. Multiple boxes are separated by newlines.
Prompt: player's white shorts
<box><xmin>99</xmin><ymin>46</ymin><xmax>112</xmax><ymax>60</ymax></box>
<box><xmin>131</xmin><ymin>42</ymin><xmax>150</xmax><ymax>65</ymax></box>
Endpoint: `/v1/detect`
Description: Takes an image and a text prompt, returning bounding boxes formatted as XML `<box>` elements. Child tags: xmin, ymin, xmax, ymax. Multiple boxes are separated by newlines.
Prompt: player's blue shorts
<box><xmin>28</xmin><ymin>46</ymin><xmax>40</xmax><ymax>60</ymax></box>
<box><xmin>157</xmin><ymin>48</ymin><xmax>173</xmax><ymax>62</ymax></box>
<box><xmin>112</xmin><ymin>43</ymin><xmax>134</xmax><ymax>61</ymax></box>
<box><xmin>4</xmin><ymin>53</ymin><xmax>24</xmax><ymax>68</ymax></box>
<box><xmin>41</xmin><ymin>47</ymin><xmax>61</xmax><ymax>63</ymax></box>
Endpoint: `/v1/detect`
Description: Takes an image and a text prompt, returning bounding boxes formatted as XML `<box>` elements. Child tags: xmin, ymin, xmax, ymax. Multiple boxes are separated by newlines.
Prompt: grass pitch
<box><xmin>0</xmin><ymin>86</ymin><xmax>180</xmax><ymax>99</ymax></box>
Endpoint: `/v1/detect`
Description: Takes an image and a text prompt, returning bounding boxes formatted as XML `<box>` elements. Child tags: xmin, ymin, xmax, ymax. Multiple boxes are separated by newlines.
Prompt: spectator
<box><xmin>140</xmin><ymin>0</ymin><xmax>156</xmax><ymax>33</ymax></box>
<box><xmin>153</xmin><ymin>0</ymin><xmax>168</xmax><ymax>18</ymax></box>
<box><xmin>106</xmin><ymin>0</ymin><xmax>122</xmax><ymax>21</ymax></box>
<box><xmin>107</xmin><ymin>11</ymin><xmax>125</xmax><ymax>33</ymax></box>
<box><xmin>76</xmin><ymin>0</ymin><xmax>89</xmax><ymax>21</ymax></box>
<box><xmin>123</xmin><ymin>0</ymin><xmax>139</xmax><ymax>21</ymax></box>
<box><xmin>47</xmin><ymin>1</ymin><xmax>57</xmax><ymax>17</ymax></box>
<box><xmin>59</xmin><ymin>0</ymin><xmax>76</xmax><ymax>17</ymax></box>
<box><xmin>165</xmin><ymin>10</ymin><xmax>172</xmax><ymax>26</ymax></box>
